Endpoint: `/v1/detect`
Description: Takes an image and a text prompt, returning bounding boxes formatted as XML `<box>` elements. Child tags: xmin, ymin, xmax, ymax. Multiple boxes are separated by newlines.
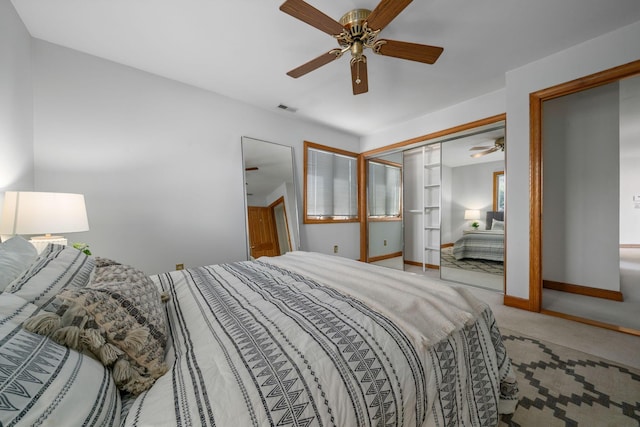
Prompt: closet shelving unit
<box><xmin>422</xmin><ymin>144</ymin><xmax>441</xmax><ymax>270</ymax></box>
<box><xmin>404</xmin><ymin>144</ymin><xmax>441</xmax><ymax>271</ymax></box>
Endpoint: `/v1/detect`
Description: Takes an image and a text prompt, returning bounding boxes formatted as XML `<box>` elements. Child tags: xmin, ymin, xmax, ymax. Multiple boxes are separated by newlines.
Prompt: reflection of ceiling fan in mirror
<box><xmin>470</xmin><ymin>137</ymin><xmax>505</xmax><ymax>158</ymax></box>
<box><xmin>279</xmin><ymin>0</ymin><xmax>444</xmax><ymax>95</ymax></box>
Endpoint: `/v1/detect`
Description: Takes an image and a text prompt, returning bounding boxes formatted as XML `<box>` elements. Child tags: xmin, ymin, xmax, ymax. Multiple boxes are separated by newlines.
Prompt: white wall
<box><xmin>31</xmin><ymin>40</ymin><xmax>360</xmax><ymax>274</ymax></box>
<box><xmin>361</xmin><ymin>19</ymin><xmax>640</xmax><ymax>300</ymax></box>
<box><xmin>368</xmin><ymin>221</ymin><xmax>402</xmax><ymax>258</ymax></box>
<box><xmin>0</xmin><ymin>0</ymin><xmax>34</xmax><ymax>206</ymax></box>
<box><xmin>441</xmin><ymin>165</ymin><xmax>453</xmax><ymax>244</ymax></box>
<box><xmin>361</xmin><ymin>89</ymin><xmax>506</xmax><ymax>153</ymax></box>
<box><xmin>542</xmin><ymin>84</ymin><xmax>620</xmax><ymax>291</ymax></box>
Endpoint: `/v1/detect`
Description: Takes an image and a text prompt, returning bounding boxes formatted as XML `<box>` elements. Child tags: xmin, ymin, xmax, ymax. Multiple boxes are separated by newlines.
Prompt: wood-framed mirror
<box><xmin>241</xmin><ymin>137</ymin><xmax>300</xmax><ymax>260</ymax></box>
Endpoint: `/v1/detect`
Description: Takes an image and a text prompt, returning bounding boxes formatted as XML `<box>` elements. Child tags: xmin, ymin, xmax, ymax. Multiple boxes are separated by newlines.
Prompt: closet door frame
<box><xmin>359</xmin><ymin>114</ymin><xmax>506</xmax><ymax>262</ymax></box>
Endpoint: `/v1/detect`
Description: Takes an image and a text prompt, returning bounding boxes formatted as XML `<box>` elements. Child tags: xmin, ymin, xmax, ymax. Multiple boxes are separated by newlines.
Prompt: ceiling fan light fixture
<box><xmin>339</xmin><ymin>9</ymin><xmax>371</xmax><ymax>37</ymax></box>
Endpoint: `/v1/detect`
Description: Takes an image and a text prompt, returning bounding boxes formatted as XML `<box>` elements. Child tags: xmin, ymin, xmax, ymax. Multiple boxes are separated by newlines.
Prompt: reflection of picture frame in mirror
<box><xmin>493</xmin><ymin>171</ymin><xmax>505</xmax><ymax>211</ymax></box>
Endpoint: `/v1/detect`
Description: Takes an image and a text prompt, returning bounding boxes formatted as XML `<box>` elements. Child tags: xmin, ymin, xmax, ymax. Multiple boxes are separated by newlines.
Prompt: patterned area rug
<box><xmin>499</xmin><ymin>328</ymin><xmax>640</xmax><ymax>426</ymax></box>
<box><xmin>441</xmin><ymin>246</ymin><xmax>504</xmax><ymax>276</ymax></box>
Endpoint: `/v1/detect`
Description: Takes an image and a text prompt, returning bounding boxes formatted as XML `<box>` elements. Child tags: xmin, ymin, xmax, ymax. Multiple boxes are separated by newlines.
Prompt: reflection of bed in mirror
<box><xmin>453</xmin><ymin>211</ymin><xmax>504</xmax><ymax>262</ymax></box>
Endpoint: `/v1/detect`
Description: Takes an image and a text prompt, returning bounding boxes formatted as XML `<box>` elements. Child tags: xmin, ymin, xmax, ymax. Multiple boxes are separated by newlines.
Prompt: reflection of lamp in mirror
<box><xmin>464</xmin><ymin>209</ymin><xmax>481</xmax><ymax>230</ymax></box>
<box><xmin>0</xmin><ymin>191</ymin><xmax>89</xmax><ymax>253</ymax></box>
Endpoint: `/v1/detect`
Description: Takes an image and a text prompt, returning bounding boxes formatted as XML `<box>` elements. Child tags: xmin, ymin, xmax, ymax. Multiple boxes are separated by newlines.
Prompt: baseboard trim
<box><xmin>541</xmin><ymin>309</ymin><xmax>640</xmax><ymax>337</ymax></box>
<box><xmin>368</xmin><ymin>251</ymin><xmax>403</xmax><ymax>263</ymax></box>
<box><xmin>403</xmin><ymin>260</ymin><xmax>440</xmax><ymax>270</ymax></box>
<box><xmin>620</xmin><ymin>244</ymin><xmax>640</xmax><ymax>248</ymax></box>
<box><xmin>504</xmin><ymin>295</ymin><xmax>531</xmax><ymax>311</ymax></box>
<box><xmin>543</xmin><ymin>280</ymin><xmax>623</xmax><ymax>302</ymax></box>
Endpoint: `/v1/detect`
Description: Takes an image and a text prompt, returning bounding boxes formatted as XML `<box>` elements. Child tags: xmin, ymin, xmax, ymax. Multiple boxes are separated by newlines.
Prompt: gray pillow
<box><xmin>25</xmin><ymin>266</ymin><xmax>169</xmax><ymax>395</ymax></box>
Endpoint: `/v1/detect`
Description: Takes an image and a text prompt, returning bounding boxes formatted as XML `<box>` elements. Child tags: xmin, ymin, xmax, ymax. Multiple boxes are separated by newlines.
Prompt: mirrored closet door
<box><xmin>364</xmin><ymin>120</ymin><xmax>506</xmax><ymax>293</ymax></box>
<box><xmin>439</xmin><ymin>127</ymin><xmax>505</xmax><ymax>292</ymax></box>
<box><xmin>366</xmin><ymin>152</ymin><xmax>404</xmax><ymax>270</ymax></box>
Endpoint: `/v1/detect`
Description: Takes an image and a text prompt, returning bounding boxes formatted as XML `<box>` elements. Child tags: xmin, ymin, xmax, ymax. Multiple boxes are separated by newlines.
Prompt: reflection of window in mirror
<box><xmin>493</xmin><ymin>171</ymin><xmax>505</xmax><ymax>211</ymax></box>
<box><xmin>304</xmin><ymin>141</ymin><xmax>359</xmax><ymax>223</ymax></box>
<box><xmin>368</xmin><ymin>159</ymin><xmax>402</xmax><ymax>220</ymax></box>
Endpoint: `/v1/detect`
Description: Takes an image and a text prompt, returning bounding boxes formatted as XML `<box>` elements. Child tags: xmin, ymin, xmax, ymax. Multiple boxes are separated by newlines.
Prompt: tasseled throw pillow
<box><xmin>24</xmin><ymin>267</ymin><xmax>169</xmax><ymax>395</ymax></box>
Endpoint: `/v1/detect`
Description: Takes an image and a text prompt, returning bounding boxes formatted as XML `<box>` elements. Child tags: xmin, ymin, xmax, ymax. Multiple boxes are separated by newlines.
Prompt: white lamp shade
<box><xmin>0</xmin><ymin>191</ymin><xmax>89</xmax><ymax>235</ymax></box>
<box><xmin>464</xmin><ymin>209</ymin><xmax>481</xmax><ymax>220</ymax></box>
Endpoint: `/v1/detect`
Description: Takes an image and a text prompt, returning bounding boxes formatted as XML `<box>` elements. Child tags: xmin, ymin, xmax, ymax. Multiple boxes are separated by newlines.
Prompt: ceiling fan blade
<box><xmin>351</xmin><ymin>58</ymin><xmax>369</xmax><ymax>95</ymax></box>
<box><xmin>287</xmin><ymin>50</ymin><xmax>341</xmax><ymax>78</ymax></box>
<box><xmin>469</xmin><ymin>146</ymin><xmax>493</xmax><ymax>151</ymax></box>
<box><xmin>366</xmin><ymin>0</ymin><xmax>412</xmax><ymax>31</ymax></box>
<box><xmin>375</xmin><ymin>39</ymin><xmax>443</xmax><ymax>64</ymax></box>
<box><xmin>471</xmin><ymin>147</ymin><xmax>498</xmax><ymax>158</ymax></box>
<box><xmin>279</xmin><ymin>0</ymin><xmax>344</xmax><ymax>36</ymax></box>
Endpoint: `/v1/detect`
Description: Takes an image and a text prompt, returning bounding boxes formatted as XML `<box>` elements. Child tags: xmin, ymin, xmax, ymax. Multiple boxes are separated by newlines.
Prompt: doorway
<box><xmin>529</xmin><ymin>60</ymin><xmax>640</xmax><ymax>335</ymax></box>
<box><xmin>247</xmin><ymin>206</ymin><xmax>280</xmax><ymax>258</ymax></box>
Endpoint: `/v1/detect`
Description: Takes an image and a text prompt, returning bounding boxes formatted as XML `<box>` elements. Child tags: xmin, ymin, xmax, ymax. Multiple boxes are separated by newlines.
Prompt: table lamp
<box><xmin>0</xmin><ymin>191</ymin><xmax>89</xmax><ymax>252</ymax></box>
<box><xmin>464</xmin><ymin>209</ymin><xmax>481</xmax><ymax>229</ymax></box>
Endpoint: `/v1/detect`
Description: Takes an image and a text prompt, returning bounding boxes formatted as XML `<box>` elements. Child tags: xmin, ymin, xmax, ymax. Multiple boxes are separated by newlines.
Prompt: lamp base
<box><xmin>30</xmin><ymin>235</ymin><xmax>67</xmax><ymax>254</ymax></box>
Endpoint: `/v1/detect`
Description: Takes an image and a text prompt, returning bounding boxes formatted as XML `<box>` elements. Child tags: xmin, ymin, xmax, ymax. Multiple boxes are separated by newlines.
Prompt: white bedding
<box><xmin>124</xmin><ymin>251</ymin><xmax>518</xmax><ymax>426</ymax></box>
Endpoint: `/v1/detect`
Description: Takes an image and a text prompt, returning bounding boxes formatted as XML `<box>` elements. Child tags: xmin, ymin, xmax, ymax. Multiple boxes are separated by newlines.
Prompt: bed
<box><xmin>0</xmin><ymin>236</ymin><xmax>518</xmax><ymax>426</ymax></box>
<box><xmin>453</xmin><ymin>211</ymin><xmax>504</xmax><ymax>262</ymax></box>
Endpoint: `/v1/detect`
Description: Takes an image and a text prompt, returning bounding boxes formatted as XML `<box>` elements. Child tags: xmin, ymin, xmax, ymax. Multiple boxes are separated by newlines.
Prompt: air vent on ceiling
<box><xmin>277</xmin><ymin>104</ymin><xmax>298</xmax><ymax>113</ymax></box>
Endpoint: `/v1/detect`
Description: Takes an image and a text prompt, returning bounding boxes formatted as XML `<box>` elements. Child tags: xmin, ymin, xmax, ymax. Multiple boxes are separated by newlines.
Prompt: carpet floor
<box><xmin>441</xmin><ymin>246</ymin><xmax>504</xmax><ymax>276</ymax></box>
<box><xmin>499</xmin><ymin>328</ymin><xmax>640</xmax><ymax>426</ymax></box>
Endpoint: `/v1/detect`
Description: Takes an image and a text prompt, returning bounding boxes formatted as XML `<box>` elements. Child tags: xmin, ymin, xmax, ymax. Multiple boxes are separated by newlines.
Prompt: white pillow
<box><xmin>491</xmin><ymin>219</ymin><xmax>505</xmax><ymax>230</ymax></box>
<box><xmin>0</xmin><ymin>236</ymin><xmax>38</xmax><ymax>292</ymax></box>
<box><xmin>5</xmin><ymin>243</ymin><xmax>95</xmax><ymax>312</ymax></box>
<box><xmin>0</xmin><ymin>291</ymin><xmax>121</xmax><ymax>426</ymax></box>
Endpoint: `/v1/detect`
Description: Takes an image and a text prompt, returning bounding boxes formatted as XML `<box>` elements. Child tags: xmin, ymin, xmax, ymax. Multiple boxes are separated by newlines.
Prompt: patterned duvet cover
<box><xmin>123</xmin><ymin>251</ymin><xmax>518</xmax><ymax>427</ymax></box>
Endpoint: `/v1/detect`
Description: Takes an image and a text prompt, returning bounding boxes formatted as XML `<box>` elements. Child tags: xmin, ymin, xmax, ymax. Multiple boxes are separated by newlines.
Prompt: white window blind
<box><xmin>307</xmin><ymin>147</ymin><xmax>358</xmax><ymax>219</ymax></box>
<box><xmin>368</xmin><ymin>162</ymin><xmax>401</xmax><ymax>217</ymax></box>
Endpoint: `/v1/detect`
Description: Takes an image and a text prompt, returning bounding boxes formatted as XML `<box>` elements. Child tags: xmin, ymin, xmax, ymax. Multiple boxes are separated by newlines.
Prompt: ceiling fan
<box><xmin>470</xmin><ymin>137</ymin><xmax>505</xmax><ymax>158</ymax></box>
<box><xmin>279</xmin><ymin>0</ymin><xmax>444</xmax><ymax>95</ymax></box>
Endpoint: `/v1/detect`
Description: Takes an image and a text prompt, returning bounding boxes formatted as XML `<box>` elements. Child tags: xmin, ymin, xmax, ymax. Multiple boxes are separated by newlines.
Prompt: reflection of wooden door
<box><xmin>247</xmin><ymin>206</ymin><xmax>280</xmax><ymax>258</ymax></box>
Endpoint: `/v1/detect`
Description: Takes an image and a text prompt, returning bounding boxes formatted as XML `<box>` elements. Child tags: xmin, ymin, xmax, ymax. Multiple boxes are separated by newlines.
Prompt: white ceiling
<box><xmin>11</xmin><ymin>0</ymin><xmax>640</xmax><ymax>136</ymax></box>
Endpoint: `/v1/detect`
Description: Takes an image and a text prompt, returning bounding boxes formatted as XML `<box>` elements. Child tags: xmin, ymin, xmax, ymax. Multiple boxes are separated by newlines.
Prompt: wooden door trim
<box><xmin>269</xmin><ymin>196</ymin><xmax>292</xmax><ymax>253</ymax></box>
<box><xmin>529</xmin><ymin>59</ymin><xmax>640</xmax><ymax>313</ymax></box>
